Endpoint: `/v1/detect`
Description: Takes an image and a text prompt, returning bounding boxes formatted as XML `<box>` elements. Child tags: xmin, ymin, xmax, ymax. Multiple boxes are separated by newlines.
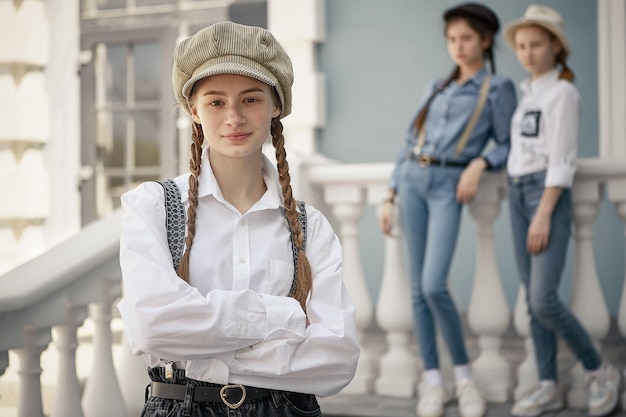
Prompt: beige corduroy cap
<box><xmin>172</xmin><ymin>21</ymin><xmax>294</xmax><ymax>118</ymax></box>
<box><xmin>503</xmin><ymin>5</ymin><xmax>570</xmax><ymax>58</ymax></box>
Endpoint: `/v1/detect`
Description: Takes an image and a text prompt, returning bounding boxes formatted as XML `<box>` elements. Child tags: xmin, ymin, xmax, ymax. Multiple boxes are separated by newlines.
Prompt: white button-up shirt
<box><xmin>117</xmin><ymin>153</ymin><xmax>359</xmax><ymax>397</ymax></box>
<box><xmin>507</xmin><ymin>69</ymin><xmax>580</xmax><ymax>187</ymax></box>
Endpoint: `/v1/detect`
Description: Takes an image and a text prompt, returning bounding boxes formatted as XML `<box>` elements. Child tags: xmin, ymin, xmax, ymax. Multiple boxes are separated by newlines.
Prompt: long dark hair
<box><xmin>414</xmin><ymin>10</ymin><xmax>498</xmax><ymax>133</ymax></box>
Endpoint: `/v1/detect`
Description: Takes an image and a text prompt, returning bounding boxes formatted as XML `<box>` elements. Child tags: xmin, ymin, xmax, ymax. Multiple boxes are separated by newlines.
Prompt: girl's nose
<box><xmin>225</xmin><ymin>105</ymin><xmax>245</xmax><ymax>126</ymax></box>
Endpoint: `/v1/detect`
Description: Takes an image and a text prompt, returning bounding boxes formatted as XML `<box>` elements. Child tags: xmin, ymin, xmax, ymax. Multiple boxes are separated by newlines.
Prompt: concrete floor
<box><xmin>318</xmin><ymin>323</ymin><xmax>626</xmax><ymax>417</ymax></box>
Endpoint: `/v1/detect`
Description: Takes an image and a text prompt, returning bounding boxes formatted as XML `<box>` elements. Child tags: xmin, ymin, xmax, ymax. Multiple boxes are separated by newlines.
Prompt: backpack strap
<box><xmin>157</xmin><ymin>180</ymin><xmax>186</xmax><ymax>272</ymax></box>
<box><xmin>288</xmin><ymin>200</ymin><xmax>307</xmax><ymax>297</ymax></box>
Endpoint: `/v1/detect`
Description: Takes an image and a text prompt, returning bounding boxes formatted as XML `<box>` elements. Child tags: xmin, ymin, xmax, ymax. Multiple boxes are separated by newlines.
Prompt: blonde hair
<box><xmin>176</xmin><ymin>117</ymin><xmax>312</xmax><ymax>311</ymax></box>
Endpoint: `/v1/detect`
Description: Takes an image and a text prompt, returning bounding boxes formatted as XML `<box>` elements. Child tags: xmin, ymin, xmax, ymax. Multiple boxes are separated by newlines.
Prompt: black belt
<box><xmin>408</xmin><ymin>152</ymin><xmax>470</xmax><ymax>168</ymax></box>
<box><xmin>150</xmin><ymin>381</ymin><xmax>271</xmax><ymax>409</ymax></box>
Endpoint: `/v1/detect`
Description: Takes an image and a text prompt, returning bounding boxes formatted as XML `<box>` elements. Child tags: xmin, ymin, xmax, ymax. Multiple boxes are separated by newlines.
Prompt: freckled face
<box><xmin>514</xmin><ymin>25</ymin><xmax>561</xmax><ymax>79</ymax></box>
<box><xmin>446</xmin><ymin>19</ymin><xmax>490</xmax><ymax>69</ymax></box>
<box><xmin>189</xmin><ymin>74</ymin><xmax>281</xmax><ymax>160</ymax></box>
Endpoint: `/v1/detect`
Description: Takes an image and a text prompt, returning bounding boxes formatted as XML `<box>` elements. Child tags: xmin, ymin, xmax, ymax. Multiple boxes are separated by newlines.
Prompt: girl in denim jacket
<box><xmin>378</xmin><ymin>3</ymin><xmax>516</xmax><ymax>417</ymax></box>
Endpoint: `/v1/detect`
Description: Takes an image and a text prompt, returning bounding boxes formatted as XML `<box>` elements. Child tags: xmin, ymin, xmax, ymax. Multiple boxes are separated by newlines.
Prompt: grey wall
<box><xmin>318</xmin><ymin>0</ymin><xmax>625</xmax><ymax>314</ymax></box>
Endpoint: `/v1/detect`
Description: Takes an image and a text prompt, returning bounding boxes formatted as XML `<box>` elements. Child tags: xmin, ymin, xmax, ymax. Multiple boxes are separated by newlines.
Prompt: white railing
<box><xmin>0</xmin><ymin>158</ymin><xmax>625</xmax><ymax>417</ymax></box>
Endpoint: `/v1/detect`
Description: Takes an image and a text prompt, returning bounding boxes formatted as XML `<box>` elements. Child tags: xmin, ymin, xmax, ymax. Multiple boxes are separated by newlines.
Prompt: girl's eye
<box><xmin>244</xmin><ymin>97</ymin><xmax>258</xmax><ymax>103</ymax></box>
<box><xmin>209</xmin><ymin>100</ymin><xmax>223</xmax><ymax>106</ymax></box>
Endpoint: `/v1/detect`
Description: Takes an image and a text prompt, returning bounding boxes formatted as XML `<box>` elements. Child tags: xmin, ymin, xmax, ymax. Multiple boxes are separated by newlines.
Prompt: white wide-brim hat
<box><xmin>503</xmin><ymin>4</ymin><xmax>570</xmax><ymax>58</ymax></box>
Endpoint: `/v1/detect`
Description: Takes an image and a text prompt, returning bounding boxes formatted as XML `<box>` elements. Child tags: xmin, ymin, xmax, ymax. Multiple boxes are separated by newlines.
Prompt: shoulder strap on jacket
<box><xmin>288</xmin><ymin>200</ymin><xmax>307</xmax><ymax>297</ymax></box>
<box><xmin>157</xmin><ymin>180</ymin><xmax>186</xmax><ymax>272</ymax></box>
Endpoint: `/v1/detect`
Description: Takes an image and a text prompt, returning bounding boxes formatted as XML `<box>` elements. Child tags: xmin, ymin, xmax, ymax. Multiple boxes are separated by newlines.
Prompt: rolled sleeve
<box><xmin>545</xmin><ymin>85</ymin><xmax>580</xmax><ymax>188</ymax></box>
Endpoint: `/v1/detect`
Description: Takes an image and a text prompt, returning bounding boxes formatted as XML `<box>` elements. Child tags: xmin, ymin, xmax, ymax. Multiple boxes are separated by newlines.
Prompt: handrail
<box><xmin>0</xmin><ymin>210</ymin><xmax>122</xmax><ymax>313</ymax></box>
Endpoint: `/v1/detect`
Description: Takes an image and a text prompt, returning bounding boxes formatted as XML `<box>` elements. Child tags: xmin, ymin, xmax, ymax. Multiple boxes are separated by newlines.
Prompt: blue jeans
<box><xmin>397</xmin><ymin>161</ymin><xmax>469</xmax><ymax>370</ymax></box>
<box><xmin>142</xmin><ymin>367</ymin><xmax>321</xmax><ymax>417</ymax></box>
<box><xmin>508</xmin><ymin>171</ymin><xmax>602</xmax><ymax>381</ymax></box>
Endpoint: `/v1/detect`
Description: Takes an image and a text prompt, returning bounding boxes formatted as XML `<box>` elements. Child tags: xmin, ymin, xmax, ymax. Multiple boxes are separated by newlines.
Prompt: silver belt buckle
<box><xmin>417</xmin><ymin>153</ymin><xmax>432</xmax><ymax>168</ymax></box>
<box><xmin>220</xmin><ymin>384</ymin><xmax>246</xmax><ymax>409</ymax></box>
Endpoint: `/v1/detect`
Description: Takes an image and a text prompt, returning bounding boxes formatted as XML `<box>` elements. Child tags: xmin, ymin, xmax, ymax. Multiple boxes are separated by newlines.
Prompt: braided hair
<box><xmin>176</xmin><ymin>92</ymin><xmax>312</xmax><ymax>310</ymax></box>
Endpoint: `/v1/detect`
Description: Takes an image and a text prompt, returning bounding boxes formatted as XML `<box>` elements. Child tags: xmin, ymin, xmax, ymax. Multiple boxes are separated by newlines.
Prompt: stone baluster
<box><xmin>374</xmin><ymin>203</ymin><xmax>417</xmax><ymax>398</ymax></box>
<box><xmin>568</xmin><ymin>180</ymin><xmax>611</xmax><ymax>408</ymax></box>
<box><xmin>82</xmin><ymin>279</ymin><xmax>127</xmax><ymax>417</ymax></box>
<box><xmin>512</xmin><ymin>285</ymin><xmax>539</xmax><ymax>401</ymax></box>
<box><xmin>51</xmin><ymin>304</ymin><xmax>88</xmax><ymax>417</ymax></box>
<box><xmin>117</xmin><ymin>305</ymin><xmax>150</xmax><ymax>417</ymax></box>
<box><xmin>324</xmin><ymin>184</ymin><xmax>374</xmax><ymax>394</ymax></box>
<box><xmin>466</xmin><ymin>172</ymin><xmax>510</xmax><ymax>402</ymax></box>
<box><xmin>15</xmin><ymin>325</ymin><xmax>51</xmax><ymax>417</ymax></box>
<box><xmin>606</xmin><ymin>177</ymin><xmax>626</xmax><ymax>409</ymax></box>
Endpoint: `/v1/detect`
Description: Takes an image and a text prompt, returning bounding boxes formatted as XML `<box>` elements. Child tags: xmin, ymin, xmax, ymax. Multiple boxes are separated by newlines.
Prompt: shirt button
<box><xmin>240</xmin><ymin>219</ymin><xmax>246</xmax><ymax>225</ymax></box>
<box><xmin>238</xmin><ymin>256</ymin><xmax>245</xmax><ymax>264</ymax></box>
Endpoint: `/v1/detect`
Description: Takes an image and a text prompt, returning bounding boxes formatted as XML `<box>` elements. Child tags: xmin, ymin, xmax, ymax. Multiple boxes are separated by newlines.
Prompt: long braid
<box><xmin>271</xmin><ymin>118</ymin><xmax>312</xmax><ymax>310</ymax></box>
<box><xmin>177</xmin><ymin>121</ymin><xmax>204</xmax><ymax>281</ymax></box>
<box><xmin>414</xmin><ymin>66</ymin><xmax>460</xmax><ymax>133</ymax></box>
<box><xmin>486</xmin><ymin>46</ymin><xmax>496</xmax><ymax>74</ymax></box>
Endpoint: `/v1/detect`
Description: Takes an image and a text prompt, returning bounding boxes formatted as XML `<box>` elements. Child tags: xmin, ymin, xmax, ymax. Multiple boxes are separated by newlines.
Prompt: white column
<box><xmin>374</xmin><ymin>203</ymin><xmax>417</xmax><ymax>398</ymax></box>
<box><xmin>82</xmin><ymin>280</ymin><xmax>127</xmax><ymax>417</ymax></box>
<box><xmin>466</xmin><ymin>172</ymin><xmax>510</xmax><ymax>402</ymax></box>
<box><xmin>0</xmin><ymin>0</ymin><xmax>50</xmax><ymax>272</ymax></box>
<box><xmin>51</xmin><ymin>304</ymin><xmax>88</xmax><ymax>417</ymax></box>
<box><xmin>568</xmin><ymin>180</ymin><xmax>611</xmax><ymax>409</ymax></box>
<box><xmin>512</xmin><ymin>285</ymin><xmax>539</xmax><ymax>401</ymax></box>
<box><xmin>598</xmin><ymin>0</ymin><xmax>626</xmax><ymax>159</ymax></box>
<box><xmin>268</xmin><ymin>0</ymin><xmax>326</xmax><ymax>157</ymax></box>
<box><xmin>324</xmin><ymin>184</ymin><xmax>375</xmax><ymax>394</ymax></box>
<box><xmin>15</xmin><ymin>325</ymin><xmax>51</xmax><ymax>417</ymax></box>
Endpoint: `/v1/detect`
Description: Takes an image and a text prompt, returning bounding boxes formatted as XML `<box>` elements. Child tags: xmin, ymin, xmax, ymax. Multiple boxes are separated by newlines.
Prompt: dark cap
<box><xmin>443</xmin><ymin>2</ymin><xmax>500</xmax><ymax>34</ymax></box>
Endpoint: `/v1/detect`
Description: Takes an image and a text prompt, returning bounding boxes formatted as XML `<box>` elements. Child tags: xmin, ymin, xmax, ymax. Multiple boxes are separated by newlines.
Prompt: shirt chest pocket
<box><xmin>265</xmin><ymin>258</ymin><xmax>295</xmax><ymax>296</ymax></box>
<box><xmin>521</xmin><ymin>110</ymin><xmax>541</xmax><ymax>138</ymax></box>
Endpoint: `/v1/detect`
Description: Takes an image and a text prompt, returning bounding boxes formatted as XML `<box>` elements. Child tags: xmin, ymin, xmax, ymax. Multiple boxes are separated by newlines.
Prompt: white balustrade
<box><xmin>81</xmin><ymin>279</ymin><xmax>127</xmax><ymax>417</ymax></box>
<box><xmin>15</xmin><ymin>325</ymin><xmax>51</xmax><ymax>417</ymax></box>
<box><xmin>606</xmin><ymin>176</ymin><xmax>626</xmax><ymax>410</ymax></box>
<box><xmin>466</xmin><ymin>172</ymin><xmax>511</xmax><ymax>402</ymax></box>
<box><xmin>118</xmin><ymin>332</ymin><xmax>150</xmax><ymax>417</ymax></box>
<box><xmin>327</xmin><ymin>186</ymin><xmax>375</xmax><ymax>394</ymax></box>
<box><xmin>374</xmin><ymin>203</ymin><xmax>417</xmax><ymax>398</ymax></box>
<box><xmin>51</xmin><ymin>304</ymin><xmax>88</xmax><ymax>417</ymax></box>
<box><xmin>568</xmin><ymin>178</ymin><xmax>611</xmax><ymax>408</ymax></box>
<box><xmin>2</xmin><ymin>161</ymin><xmax>626</xmax><ymax>416</ymax></box>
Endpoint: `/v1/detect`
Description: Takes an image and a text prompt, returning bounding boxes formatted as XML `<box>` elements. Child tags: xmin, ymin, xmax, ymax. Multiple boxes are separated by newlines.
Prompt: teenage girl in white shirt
<box><xmin>117</xmin><ymin>21</ymin><xmax>359</xmax><ymax>417</ymax></box>
<box><xmin>504</xmin><ymin>5</ymin><xmax>621</xmax><ymax>417</ymax></box>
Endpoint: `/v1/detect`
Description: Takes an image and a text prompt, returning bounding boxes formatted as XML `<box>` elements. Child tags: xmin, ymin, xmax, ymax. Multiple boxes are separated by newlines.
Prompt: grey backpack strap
<box><xmin>157</xmin><ymin>180</ymin><xmax>186</xmax><ymax>271</ymax></box>
<box><xmin>288</xmin><ymin>200</ymin><xmax>307</xmax><ymax>297</ymax></box>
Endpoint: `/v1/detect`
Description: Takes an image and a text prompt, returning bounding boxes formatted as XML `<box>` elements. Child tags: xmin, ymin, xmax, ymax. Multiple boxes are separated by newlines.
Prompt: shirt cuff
<box><xmin>545</xmin><ymin>165</ymin><xmax>576</xmax><ymax>188</ymax></box>
<box><xmin>262</xmin><ymin>294</ymin><xmax>306</xmax><ymax>340</ymax></box>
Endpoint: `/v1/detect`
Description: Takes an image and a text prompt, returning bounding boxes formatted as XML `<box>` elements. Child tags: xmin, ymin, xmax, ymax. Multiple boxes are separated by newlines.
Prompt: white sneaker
<box><xmin>456</xmin><ymin>379</ymin><xmax>486</xmax><ymax>417</ymax></box>
<box><xmin>511</xmin><ymin>384</ymin><xmax>563</xmax><ymax>417</ymax></box>
<box><xmin>416</xmin><ymin>381</ymin><xmax>446</xmax><ymax>417</ymax></box>
<box><xmin>588</xmin><ymin>361</ymin><xmax>622</xmax><ymax>417</ymax></box>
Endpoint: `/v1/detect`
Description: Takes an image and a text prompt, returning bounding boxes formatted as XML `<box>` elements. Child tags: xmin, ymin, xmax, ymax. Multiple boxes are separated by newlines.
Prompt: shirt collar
<box><xmin>520</xmin><ymin>68</ymin><xmax>560</xmax><ymax>94</ymax></box>
<box><xmin>183</xmin><ymin>149</ymin><xmax>284</xmax><ymax>210</ymax></box>
<box><xmin>468</xmin><ymin>66</ymin><xmax>488</xmax><ymax>86</ymax></box>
